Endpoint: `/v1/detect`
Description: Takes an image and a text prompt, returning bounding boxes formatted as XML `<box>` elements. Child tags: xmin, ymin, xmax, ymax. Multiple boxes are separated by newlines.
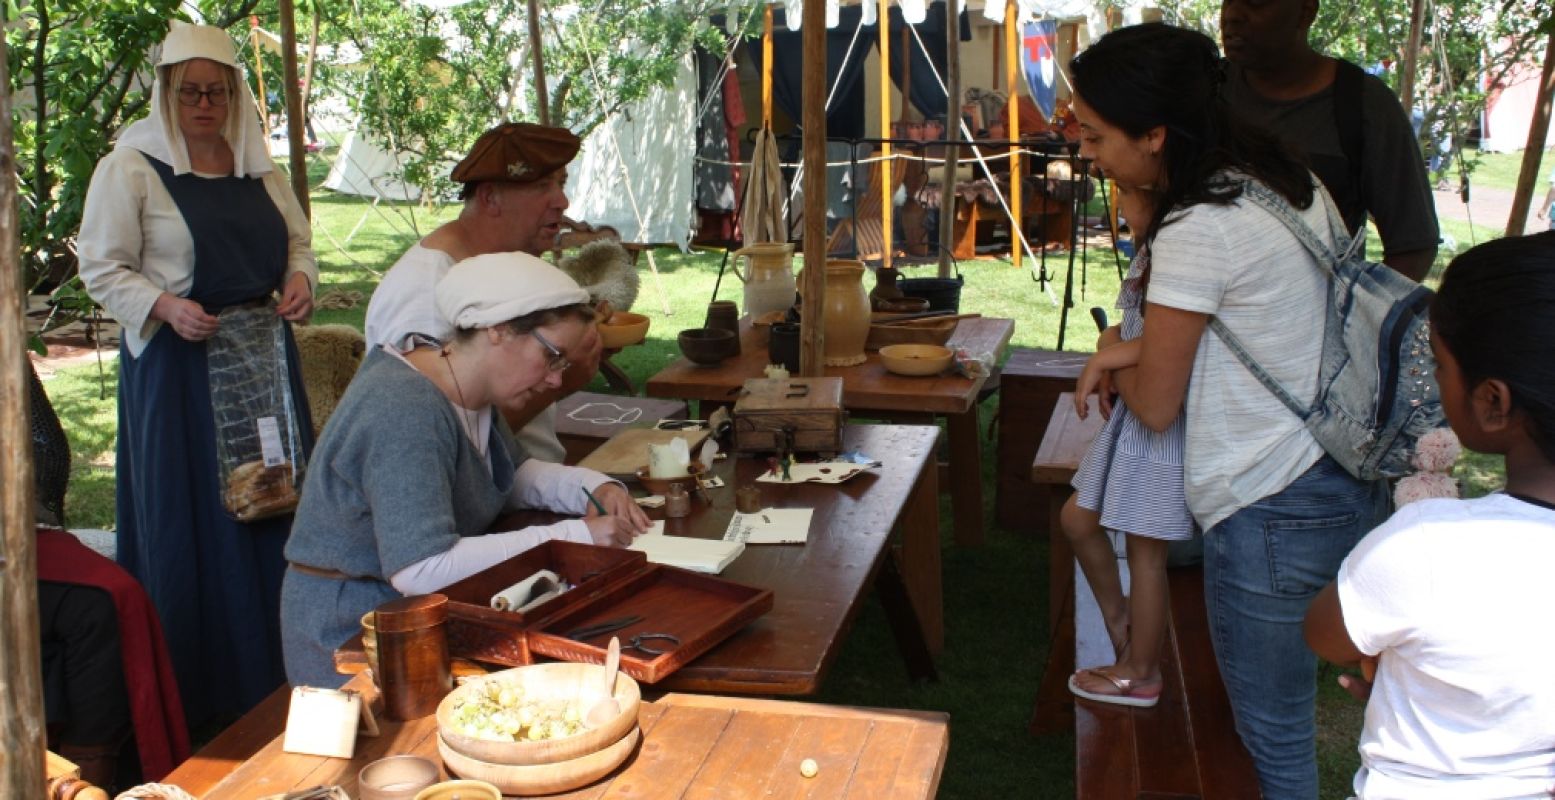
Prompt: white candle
<box><xmin>647</xmin><ymin>440</ymin><xmax>690</xmax><ymax>478</ymax></box>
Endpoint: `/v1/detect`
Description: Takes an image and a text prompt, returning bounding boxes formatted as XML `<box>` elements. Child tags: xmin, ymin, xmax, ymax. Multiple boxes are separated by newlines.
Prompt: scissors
<box><xmin>564</xmin><ymin>615</ymin><xmax>681</xmax><ymax>656</ymax></box>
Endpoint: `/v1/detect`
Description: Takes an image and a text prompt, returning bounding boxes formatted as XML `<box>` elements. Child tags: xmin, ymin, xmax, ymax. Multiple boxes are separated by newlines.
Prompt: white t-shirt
<box><xmin>364</xmin><ymin>243</ymin><xmax>566</xmax><ymax>462</ymax></box>
<box><xmin>1338</xmin><ymin>494</ymin><xmax>1555</xmax><ymax>800</ymax></box>
<box><xmin>1146</xmin><ymin>177</ymin><xmax>1335</xmax><ymax>529</ymax></box>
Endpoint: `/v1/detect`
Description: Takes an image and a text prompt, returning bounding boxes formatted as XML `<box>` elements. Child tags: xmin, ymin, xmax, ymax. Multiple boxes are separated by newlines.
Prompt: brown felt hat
<box><xmin>450</xmin><ymin>122</ymin><xmax>580</xmax><ymax>185</ymax></box>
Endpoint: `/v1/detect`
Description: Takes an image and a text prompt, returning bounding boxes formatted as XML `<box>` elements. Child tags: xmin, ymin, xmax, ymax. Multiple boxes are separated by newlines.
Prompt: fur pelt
<box><xmin>557</xmin><ymin>240</ymin><xmax>639</xmax><ymax>312</ymax></box>
<box><xmin>292</xmin><ymin>324</ymin><xmax>366</xmax><ymax>439</ymax></box>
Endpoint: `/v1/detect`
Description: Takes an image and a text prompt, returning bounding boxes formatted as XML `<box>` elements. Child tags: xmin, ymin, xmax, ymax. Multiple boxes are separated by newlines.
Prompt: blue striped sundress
<box><xmin>1070</xmin><ymin>247</ymin><xmax>1196</xmax><ymax>541</ymax></box>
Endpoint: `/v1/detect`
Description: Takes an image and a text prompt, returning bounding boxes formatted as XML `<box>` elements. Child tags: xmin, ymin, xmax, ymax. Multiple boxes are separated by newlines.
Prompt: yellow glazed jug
<box><xmin>821</xmin><ymin>259</ymin><xmax>871</xmax><ymax>367</ymax></box>
<box><xmin>731</xmin><ymin>242</ymin><xmax>797</xmax><ymax>319</ymax></box>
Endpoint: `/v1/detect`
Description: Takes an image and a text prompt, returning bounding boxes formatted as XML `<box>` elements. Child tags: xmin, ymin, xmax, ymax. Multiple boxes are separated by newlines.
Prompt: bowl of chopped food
<box><xmin>435</xmin><ymin>662</ymin><xmax>640</xmax><ymax>767</ymax></box>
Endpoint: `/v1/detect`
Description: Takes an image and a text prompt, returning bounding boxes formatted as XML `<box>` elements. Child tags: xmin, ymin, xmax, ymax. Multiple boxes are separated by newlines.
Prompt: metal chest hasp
<box><xmin>731</xmin><ymin>377</ymin><xmax>847</xmax><ymax>455</ymax></box>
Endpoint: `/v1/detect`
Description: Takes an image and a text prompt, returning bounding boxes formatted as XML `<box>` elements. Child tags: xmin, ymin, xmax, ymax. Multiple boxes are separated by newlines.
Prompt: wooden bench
<box><xmin>995</xmin><ymin>348</ymin><xmax>1088</xmax><ymax>531</ymax></box>
<box><xmin>1027</xmin><ymin>393</ymin><xmax>1262</xmax><ymax>798</ymax></box>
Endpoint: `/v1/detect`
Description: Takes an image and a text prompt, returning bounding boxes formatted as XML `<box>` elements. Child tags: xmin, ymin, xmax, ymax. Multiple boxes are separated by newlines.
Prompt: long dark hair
<box><xmin>1431</xmin><ymin>231</ymin><xmax>1555</xmax><ymax>463</ymax></box>
<box><xmin>1069</xmin><ymin>23</ymin><xmax>1314</xmax><ymax>245</ymax></box>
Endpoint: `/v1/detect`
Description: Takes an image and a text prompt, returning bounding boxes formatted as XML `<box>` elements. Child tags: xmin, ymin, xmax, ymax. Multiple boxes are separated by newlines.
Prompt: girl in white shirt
<box><xmin>1305</xmin><ymin>231</ymin><xmax>1555</xmax><ymax>799</ymax></box>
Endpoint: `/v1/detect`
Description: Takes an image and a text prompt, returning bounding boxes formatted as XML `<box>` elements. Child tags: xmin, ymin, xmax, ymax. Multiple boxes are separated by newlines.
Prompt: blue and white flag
<box><xmin>1021</xmin><ymin>19</ymin><xmax>1058</xmax><ymax>121</ymax></box>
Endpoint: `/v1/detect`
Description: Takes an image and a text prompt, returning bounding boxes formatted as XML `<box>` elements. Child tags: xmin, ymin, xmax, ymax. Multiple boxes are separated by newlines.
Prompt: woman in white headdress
<box><xmin>77</xmin><ymin>21</ymin><xmax>317</xmax><ymax>725</ymax></box>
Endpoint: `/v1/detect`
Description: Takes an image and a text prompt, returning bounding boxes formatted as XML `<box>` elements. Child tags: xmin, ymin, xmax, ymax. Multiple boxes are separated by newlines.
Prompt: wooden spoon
<box><xmin>584</xmin><ymin>636</ymin><xmax>621</xmax><ymax>729</ymax></box>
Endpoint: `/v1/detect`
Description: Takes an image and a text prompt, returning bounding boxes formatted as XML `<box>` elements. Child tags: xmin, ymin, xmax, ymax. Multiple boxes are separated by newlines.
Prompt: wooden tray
<box><xmin>865</xmin><ymin>315</ymin><xmax>957</xmax><ymax>350</ymax></box>
<box><xmin>526</xmin><ymin>565</ymin><xmax>774</xmax><ymax>684</ymax></box>
<box><xmin>575</xmin><ymin>427</ymin><xmax>710</xmax><ymax>479</ymax></box>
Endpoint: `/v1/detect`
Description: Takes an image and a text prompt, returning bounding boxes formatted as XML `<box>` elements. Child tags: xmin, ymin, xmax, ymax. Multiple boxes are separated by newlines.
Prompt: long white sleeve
<box><xmin>389</xmin><ymin>519</ymin><xmax>593</xmax><ymax>595</ymax></box>
<box><xmin>508</xmin><ymin>458</ymin><xmax>620</xmax><ymax>514</ymax></box>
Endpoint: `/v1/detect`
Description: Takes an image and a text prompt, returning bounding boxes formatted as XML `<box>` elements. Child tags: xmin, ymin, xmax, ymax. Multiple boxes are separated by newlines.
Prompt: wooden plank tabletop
<box><xmin>646</xmin><ymin>317</ymin><xmax>1015</xmax><ymax>415</ymax></box>
<box><xmin>444</xmin><ymin>424</ymin><xmax>940</xmax><ymax>695</ymax></box>
<box><xmin>1030</xmin><ymin>392</ymin><xmax>1105</xmax><ymax>485</ymax></box>
<box><xmin>163</xmin><ymin>680</ymin><xmax>949</xmax><ymax>799</ymax></box>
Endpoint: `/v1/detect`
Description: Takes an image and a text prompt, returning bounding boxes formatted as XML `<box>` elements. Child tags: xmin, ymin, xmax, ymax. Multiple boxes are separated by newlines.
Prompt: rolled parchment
<box><xmin>490</xmin><ymin>569</ymin><xmax>564</xmax><ymax>613</ymax></box>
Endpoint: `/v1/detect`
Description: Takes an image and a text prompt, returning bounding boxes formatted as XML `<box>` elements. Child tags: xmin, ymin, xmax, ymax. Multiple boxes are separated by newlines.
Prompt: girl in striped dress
<box><xmin>1061</xmin><ymin>183</ymin><xmax>1196</xmax><ymax>707</ymax></box>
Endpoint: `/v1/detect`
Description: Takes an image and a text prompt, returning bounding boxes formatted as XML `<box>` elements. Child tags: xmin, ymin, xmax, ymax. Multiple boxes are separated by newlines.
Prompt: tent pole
<box><xmin>1005</xmin><ymin>2</ymin><xmax>1023</xmax><ymax>271</ymax></box>
<box><xmin>799</xmin><ymin>0</ymin><xmax>827</xmax><ymax>377</ymax></box>
<box><xmin>0</xmin><ymin>26</ymin><xmax>46</xmax><ymax>794</ymax></box>
<box><xmin>1507</xmin><ymin>31</ymin><xmax>1554</xmax><ymax>236</ymax></box>
<box><xmin>762</xmin><ymin>5</ymin><xmax>774</xmax><ymax>129</ymax></box>
<box><xmin>1398</xmin><ymin>0</ymin><xmax>1426</xmax><ymax>115</ymax></box>
<box><xmin>527</xmin><ymin>0</ymin><xmax>550</xmax><ymax>125</ymax></box>
<box><xmin>878</xmin><ymin>0</ymin><xmax>893</xmax><ymax>268</ymax></box>
<box><xmin>937</xmin><ymin>0</ymin><xmax>961</xmax><ymax>278</ymax></box>
<box><xmin>249</xmin><ymin>19</ymin><xmax>272</xmax><ymax>144</ymax></box>
<box><xmin>281</xmin><ymin>0</ymin><xmax>310</xmax><ymax>216</ymax></box>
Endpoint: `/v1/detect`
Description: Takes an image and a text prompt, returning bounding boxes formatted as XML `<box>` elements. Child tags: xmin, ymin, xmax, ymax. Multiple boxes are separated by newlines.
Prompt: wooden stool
<box><xmin>996</xmin><ymin>349</ymin><xmax>1088</xmax><ymax>531</ymax></box>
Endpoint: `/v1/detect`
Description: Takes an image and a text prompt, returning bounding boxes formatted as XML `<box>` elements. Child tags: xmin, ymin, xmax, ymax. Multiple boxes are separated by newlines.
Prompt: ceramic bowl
<box><xmin>412</xmin><ymin>780</ymin><xmax>502</xmax><ymax>800</ymax></box>
<box><xmin>879</xmin><ymin>344</ymin><xmax>955</xmax><ymax>377</ymax></box>
<box><xmin>358</xmin><ymin>755</ymin><xmax>440</xmax><ymax>800</ymax></box>
<box><xmin>436</xmin><ymin>662</ymin><xmax>641</xmax><ymax>767</ymax></box>
<box><xmin>632</xmin><ymin>463</ymin><xmax>705</xmax><ymax>496</ymax></box>
<box><xmin>597</xmin><ymin>312</ymin><xmax>650</xmax><ymax>349</ymax></box>
<box><xmin>677</xmin><ymin>328</ymin><xmax>737</xmax><ymax>366</ymax></box>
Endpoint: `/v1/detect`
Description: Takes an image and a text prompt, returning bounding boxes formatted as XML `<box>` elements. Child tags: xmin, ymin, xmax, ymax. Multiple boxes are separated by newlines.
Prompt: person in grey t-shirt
<box><xmin>1220</xmin><ymin>0</ymin><xmax>1438</xmax><ymax>281</ymax></box>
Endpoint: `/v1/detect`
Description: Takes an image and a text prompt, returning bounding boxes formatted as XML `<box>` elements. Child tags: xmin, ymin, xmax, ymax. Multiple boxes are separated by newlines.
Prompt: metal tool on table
<box><xmin>565</xmin><ymin>614</ymin><xmax>681</xmax><ymax>656</ymax></box>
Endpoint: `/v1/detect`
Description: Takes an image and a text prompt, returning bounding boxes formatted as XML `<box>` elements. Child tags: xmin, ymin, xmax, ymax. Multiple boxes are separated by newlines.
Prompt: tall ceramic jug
<box><xmin>821</xmin><ymin>259</ymin><xmax>871</xmax><ymax>367</ymax></box>
<box><xmin>732</xmin><ymin>242</ymin><xmax>797</xmax><ymax>319</ymax></box>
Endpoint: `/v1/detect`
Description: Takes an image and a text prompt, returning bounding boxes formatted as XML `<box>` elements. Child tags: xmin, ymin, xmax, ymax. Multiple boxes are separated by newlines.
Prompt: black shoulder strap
<box><xmin>1331</xmin><ymin>59</ymin><xmax>1367</xmax><ymax>229</ymax></box>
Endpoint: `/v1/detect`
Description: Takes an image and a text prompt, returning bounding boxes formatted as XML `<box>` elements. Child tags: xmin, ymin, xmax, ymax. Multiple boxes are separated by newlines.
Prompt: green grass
<box><xmin>1462</xmin><ymin>148</ymin><xmax>1543</xmax><ymax>194</ymax></box>
<box><xmin>37</xmin><ymin>154</ymin><xmax>1511</xmax><ymax>798</ymax></box>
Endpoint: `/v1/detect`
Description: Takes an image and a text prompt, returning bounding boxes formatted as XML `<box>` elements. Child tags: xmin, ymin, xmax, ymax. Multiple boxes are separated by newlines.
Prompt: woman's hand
<box><xmin>277</xmin><ymin>272</ymin><xmax>313</xmax><ymax>322</ymax></box>
<box><xmin>583</xmin><ymin>514</ymin><xmax>642</xmax><ymax>547</ymax></box>
<box><xmin>1074</xmin><ymin>357</ymin><xmax>1110</xmax><ymax>420</ymax></box>
<box><xmin>586</xmin><ymin>482</ymin><xmax>652</xmax><ymax>532</ymax></box>
<box><xmin>152</xmin><ymin>292</ymin><xmax>219</xmax><ymax>341</ymax></box>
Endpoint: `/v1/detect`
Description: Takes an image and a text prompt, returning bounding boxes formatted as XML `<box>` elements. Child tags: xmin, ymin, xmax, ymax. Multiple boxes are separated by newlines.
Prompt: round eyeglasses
<box><xmin>528</xmin><ymin>330</ymin><xmax>572</xmax><ymax>374</ymax></box>
<box><xmin>177</xmin><ymin>87</ymin><xmax>229</xmax><ymax>107</ymax></box>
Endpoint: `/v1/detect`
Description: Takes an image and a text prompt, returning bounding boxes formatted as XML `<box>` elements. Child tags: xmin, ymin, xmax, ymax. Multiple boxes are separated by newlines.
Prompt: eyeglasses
<box><xmin>176</xmin><ymin>86</ymin><xmax>229</xmax><ymax>107</ymax></box>
<box><xmin>529</xmin><ymin>330</ymin><xmax>572</xmax><ymax>373</ymax></box>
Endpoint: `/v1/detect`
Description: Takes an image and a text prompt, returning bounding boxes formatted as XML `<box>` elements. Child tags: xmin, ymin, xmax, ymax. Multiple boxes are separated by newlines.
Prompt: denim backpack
<box><xmin>1208</xmin><ymin>180</ymin><xmax>1447</xmax><ymax>481</ymax></box>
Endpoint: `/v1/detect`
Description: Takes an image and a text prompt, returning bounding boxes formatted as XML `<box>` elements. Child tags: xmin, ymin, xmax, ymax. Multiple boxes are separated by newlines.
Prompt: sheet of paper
<box><xmin>629</xmin><ymin>524</ymin><xmax>745</xmax><ymax>574</ymax></box>
<box><xmin>755</xmin><ymin>461</ymin><xmax>873</xmax><ymax>485</ymax></box>
<box><xmin>722</xmin><ymin>509</ymin><xmax>813</xmax><ymax>545</ymax></box>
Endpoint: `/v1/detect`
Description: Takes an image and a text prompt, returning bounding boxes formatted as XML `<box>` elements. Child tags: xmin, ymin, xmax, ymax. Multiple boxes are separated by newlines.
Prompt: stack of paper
<box><xmin>630</xmin><ymin>522</ymin><xmax>745</xmax><ymax>574</ymax></box>
<box><xmin>722</xmin><ymin>509</ymin><xmax>814</xmax><ymax>544</ymax></box>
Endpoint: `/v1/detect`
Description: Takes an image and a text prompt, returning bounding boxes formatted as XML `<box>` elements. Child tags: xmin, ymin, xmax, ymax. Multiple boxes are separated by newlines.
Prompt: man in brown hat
<box><xmin>365</xmin><ymin>121</ymin><xmax>601</xmax><ymax>461</ymax></box>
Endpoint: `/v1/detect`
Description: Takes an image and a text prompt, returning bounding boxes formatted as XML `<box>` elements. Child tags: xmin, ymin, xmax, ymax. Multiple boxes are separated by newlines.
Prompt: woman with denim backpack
<box><xmin>1068</xmin><ymin>23</ymin><xmax>1390</xmax><ymax>799</ymax></box>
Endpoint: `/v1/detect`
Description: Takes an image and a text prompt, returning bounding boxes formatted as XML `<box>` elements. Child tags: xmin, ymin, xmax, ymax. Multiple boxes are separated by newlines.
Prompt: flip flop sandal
<box><xmin>1068</xmin><ymin>667</ymin><xmax>1162</xmax><ymax>708</ymax></box>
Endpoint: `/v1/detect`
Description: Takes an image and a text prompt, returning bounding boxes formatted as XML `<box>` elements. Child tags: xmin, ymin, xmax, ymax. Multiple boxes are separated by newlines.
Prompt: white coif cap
<box><xmin>156</xmin><ymin>21</ymin><xmax>240</xmax><ymax>69</ymax></box>
<box><xmin>436</xmin><ymin>251</ymin><xmax>590</xmax><ymax>331</ymax></box>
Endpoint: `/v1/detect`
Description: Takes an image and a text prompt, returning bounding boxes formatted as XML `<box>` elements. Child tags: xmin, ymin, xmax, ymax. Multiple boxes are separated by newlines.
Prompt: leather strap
<box><xmin>287</xmin><ymin>562</ymin><xmax>353</xmax><ymax>581</ymax></box>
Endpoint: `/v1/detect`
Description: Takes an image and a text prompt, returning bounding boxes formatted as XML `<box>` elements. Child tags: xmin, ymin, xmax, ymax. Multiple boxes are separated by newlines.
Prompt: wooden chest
<box><xmin>732</xmin><ymin>377</ymin><xmax>846</xmax><ymax>455</ymax></box>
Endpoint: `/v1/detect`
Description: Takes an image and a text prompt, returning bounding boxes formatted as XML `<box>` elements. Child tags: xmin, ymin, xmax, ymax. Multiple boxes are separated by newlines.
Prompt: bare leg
<box><xmin>1071</xmin><ymin>533</ymin><xmax>1169</xmax><ymax>698</ymax></box>
<box><xmin>1060</xmin><ymin>493</ymin><xmax>1128</xmax><ymax>657</ymax></box>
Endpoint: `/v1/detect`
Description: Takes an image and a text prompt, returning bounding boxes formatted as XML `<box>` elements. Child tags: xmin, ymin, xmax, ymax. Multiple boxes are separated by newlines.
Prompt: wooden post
<box><xmin>937</xmin><ymin>0</ymin><xmax>961</xmax><ymax>278</ymax></box>
<box><xmin>799</xmin><ymin>0</ymin><xmax>827</xmax><ymax>376</ymax></box>
<box><xmin>878</xmin><ymin>0</ymin><xmax>894</xmax><ymax>268</ymax></box>
<box><xmin>1398</xmin><ymin>0</ymin><xmax>1426</xmax><ymax>114</ymax></box>
<box><xmin>249</xmin><ymin>19</ymin><xmax>271</xmax><ymax>144</ymax></box>
<box><xmin>1507</xmin><ymin>32</ymin><xmax>1554</xmax><ymax>236</ymax></box>
<box><xmin>1005</xmin><ymin>2</ymin><xmax>1023</xmax><ymax>270</ymax></box>
<box><xmin>527</xmin><ymin>0</ymin><xmax>550</xmax><ymax>125</ymax></box>
<box><xmin>280</xmin><ymin>0</ymin><xmax>310</xmax><ymax>216</ymax></box>
<box><xmin>761</xmin><ymin>5</ymin><xmax>774</xmax><ymax>129</ymax></box>
<box><xmin>0</xmin><ymin>29</ymin><xmax>47</xmax><ymax>794</ymax></box>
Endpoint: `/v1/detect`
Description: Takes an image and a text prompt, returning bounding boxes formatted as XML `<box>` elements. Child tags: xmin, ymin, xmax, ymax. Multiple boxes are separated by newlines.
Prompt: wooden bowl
<box><xmin>598</xmin><ymin>312</ymin><xmax>650</xmax><ymax>349</ymax></box>
<box><xmin>412</xmin><ymin>780</ymin><xmax>502</xmax><ymax>800</ymax></box>
<box><xmin>677</xmin><ymin>328</ymin><xmax>736</xmax><ymax>366</ymax></box>
<box><xmin>435</xmin><ymin>662</ymin><xmax>641</xmax><ymax>767</ymax></box>
<box><xmin>437</xmin><ymin>727</ymin><xmax>640</xmax><ymax>795</ymax></box>
<box><xmin>631</xmin><ymin>464</ymin><xmax>705</xmax><ymax>495</ymax></box>
<box><xmin>879</xmin><ymin>344</ymin><xmax>955</xmax><ymax>377</ymax></box>
<box><xmin>873</xmin><ymin>296</ymin><xmax>930</xmax><ymax>314</ymax></box>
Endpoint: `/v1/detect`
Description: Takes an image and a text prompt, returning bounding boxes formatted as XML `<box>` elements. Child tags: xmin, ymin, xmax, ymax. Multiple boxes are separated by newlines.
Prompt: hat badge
<box><xmin>507</xmin><ymin>160</ymin><xmax>532</xmax><ymax>178</ymax></box>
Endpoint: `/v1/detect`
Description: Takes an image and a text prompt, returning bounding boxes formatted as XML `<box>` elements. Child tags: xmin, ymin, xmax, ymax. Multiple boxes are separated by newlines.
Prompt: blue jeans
<box><xmin>1202</xmin><ymin>456</ymin><xmax>1389</xmax><ymax>800</ymax></box>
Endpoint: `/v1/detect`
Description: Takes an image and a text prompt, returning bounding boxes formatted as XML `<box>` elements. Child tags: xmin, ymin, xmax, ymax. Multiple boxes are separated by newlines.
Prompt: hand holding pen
<box><xmin>581</xmin><ymin>484</ymin><xmax>651</xmax><ymax>546</ymax></box>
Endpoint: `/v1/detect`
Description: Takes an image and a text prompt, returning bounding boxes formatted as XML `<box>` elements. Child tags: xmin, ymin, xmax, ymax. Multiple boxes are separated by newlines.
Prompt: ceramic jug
<box><xmin>731</xmin><ymin>242</ymin><xmax>797</xmax><ymax>319</ymax></box>
<box><xmin>822</xmin><ymin>259</ymin><xmax>871</xmax><ymax>367</ymax></box>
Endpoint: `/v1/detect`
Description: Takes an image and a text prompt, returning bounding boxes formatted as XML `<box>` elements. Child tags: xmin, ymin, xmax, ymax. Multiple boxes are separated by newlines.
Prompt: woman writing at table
<box><xmin>281</xmin><ymin>253</ymin><xmax>650</xmax><ymax>688</ymax></box>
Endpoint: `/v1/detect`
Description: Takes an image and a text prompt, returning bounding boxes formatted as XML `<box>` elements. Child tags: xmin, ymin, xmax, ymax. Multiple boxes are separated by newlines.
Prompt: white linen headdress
<box><xmin>116</xmin><ymin>21</ymin><xmax>272</xmax><ymax>178</ymax></box>
<box><xmin>436</xmin><ymin>252</ymin><xmax>591</xmax><ymax>331</ymax></box>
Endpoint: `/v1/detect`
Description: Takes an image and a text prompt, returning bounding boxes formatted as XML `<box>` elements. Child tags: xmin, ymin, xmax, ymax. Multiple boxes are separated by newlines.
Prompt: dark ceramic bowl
<box><xmin>678</xmin><ymin>328</ymin><xmax>737</xmax><ymax>366</ymax></box>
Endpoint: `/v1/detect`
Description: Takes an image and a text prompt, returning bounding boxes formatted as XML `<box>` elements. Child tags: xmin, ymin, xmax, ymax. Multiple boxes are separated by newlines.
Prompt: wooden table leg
<box><xmin>876</xmin><ymin>549</ymin><xmax>939</xmax><ymax>683</ymax></box>
<box><xmin>946</xmin><ymin>408</ymin><xmax>985</xmax><ymax>547</ymax></box>
<box><xmin>1030</xmin><ymin>483</ymin><xmax>1077</xmax><ymax>735</ymax></box>
<box><xmin>598</xmin><ymin>355</ymin><xmax>634</xmax><ymax>394</ymax></box>
<box><xmin>896</xmin><ymin>450</ymin><xmax>944</xmax><ymax>655</ymax></box>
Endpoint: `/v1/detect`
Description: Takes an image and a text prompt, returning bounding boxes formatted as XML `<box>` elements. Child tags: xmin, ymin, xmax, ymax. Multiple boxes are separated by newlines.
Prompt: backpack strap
<box><xmin>1331</xmin><ymin>59</ymin><xmax>1367</xmax><ymax>232</ymax></box>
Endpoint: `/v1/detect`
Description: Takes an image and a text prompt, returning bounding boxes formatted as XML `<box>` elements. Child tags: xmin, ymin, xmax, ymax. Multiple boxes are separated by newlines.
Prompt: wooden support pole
<box><xmin>1507</xmin><ymin>32</ymin><xmax>1554</xmax><ymax>236</ymax></box>
<box><xmin>527</xmin><ymin>0</ymin><xmax>550</xmax><ymax>125</ymax></box>
<box><xmin>249</xmin><ymin>19</ymin><xmax>271</xmax><ymax>144</ymax></box>
<box><xmin>280</xmin><ymin>0</ymin><xmax>310</xmax><ymax>216</ymax></box>
<box><xmin>1398</xmin><ymin>0</ymin><xmax>1426</xmax><ymax>114</ymax></box>
<box><xmin>1005</xmin><ymin>2</ymin><xmax>1023</xmax><ymax>269</ymax></box>
<box><xmin>0</xmin><ymin>29</ymin><xmax>47</xmax><ymax>794</ymax></box>
<box><xmin>762</xmin><ymin>5</ymin><xmax>774</xmax><ymax>129</ymax></box>
<box><xmin>799</xmin><ymin>0</ymin><xmax>827</xmax><ymax>376</ymax></box>
<box><xmin>937</xmin><ymin>0</ymin><xmax>961</xmax><ymax>277</ymax></box>
<box><xmin>878</xmin><ymin>0</ymin><xmax>894</xmax><ymax>268</ymax></box>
